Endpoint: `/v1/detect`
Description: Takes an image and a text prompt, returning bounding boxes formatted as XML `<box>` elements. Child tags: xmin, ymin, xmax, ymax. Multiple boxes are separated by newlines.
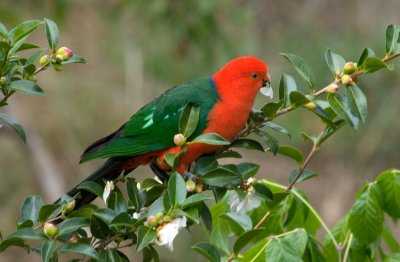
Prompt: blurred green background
<box><xmin>1</xmin><ymin>0</ymin><xmax>399</xmax><ymax>261</ymax></box>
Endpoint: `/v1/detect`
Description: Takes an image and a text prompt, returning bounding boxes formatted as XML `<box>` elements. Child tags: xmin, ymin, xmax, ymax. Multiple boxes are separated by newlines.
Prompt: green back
<box><xmin>80</xmin><ymin>77</ymin><xmax>220</xmax><ymax>162</ymax></box>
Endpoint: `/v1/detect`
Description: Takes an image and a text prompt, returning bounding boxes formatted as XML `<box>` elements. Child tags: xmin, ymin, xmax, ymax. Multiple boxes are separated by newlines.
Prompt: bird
<box><xmin>65</xmin><ymin>56</ymin><xmax>271</xmax><ymax>208</ymax></box>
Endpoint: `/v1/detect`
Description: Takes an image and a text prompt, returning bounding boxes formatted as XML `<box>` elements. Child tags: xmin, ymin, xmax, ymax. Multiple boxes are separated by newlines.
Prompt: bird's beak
<box><xmin>260</xmin><ymin>73</ymin><xmax>273</xmax><ymax>98</ymax></box>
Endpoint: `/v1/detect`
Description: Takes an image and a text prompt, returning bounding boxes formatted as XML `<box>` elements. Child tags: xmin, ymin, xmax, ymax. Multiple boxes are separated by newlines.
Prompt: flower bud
<box><xmin>27</xmin><ymin>75</ymin><xmax>37</xmax><ymax>82</ymax></box>
<box><xmin>196</xmin><ymin>183</ymin><xmax>204</xmax><ymax>193</ymax></box>
<box><xmin>56</xmin><ymin>47</ymin><xmax>73</xmax><ymax>61</ymax></box>
<box><xmin>53</xmin><ymin>63</ymin><xmax>63</xmax><ymax>72</ymax></box>
<box><xmin>155</xmin><ymin>212</ymin><xmax>164</xmax><ymax>222</ymax></box>
<box><xmin>303</xmin><ymin>102</ymin><xmax>316</xmax><ymax>111</ymax></box>
<box><xmin>343</xmin><ymin>62</ymin><xmax>357</xmax><ymax>75</ymax></box>
<box><xmin>0</xmin><ymin>76</ymin><xmax>7</xmax><ymax>87</ymax></box>
<box><xmin>163</xmin><ymin>215</ymin><xmax>172</xmax><ymax>223</ymax></box>
<box><xmin>39</xmin><ymin>55</ymin><xmax>50</xmax><ymax>67</ymax></box>
<box><xmin>55</xmin><ymin>54</ymin><xmax>64</xmax><ymax>63</ymax></box>
<box><xmin>341</xmin><ymin>74</ymin><xmax>353</xmax><ymax>86</ymax></box>
<box><xmin>146</xmin><ymin>216</ymin><xmax>158</xmax><ymax>227</ymax></box>
<box><xmin>44</xmin><ymin>222</ymin><xmax>58</xmax><ymax>238</ymax></box>
<box><xmin>62</xmin><ymin>200</ymin><xmax>76</xmax><ymax>215</ymax></box>
<box><xmin>186</xmin><ymin>180</ymin><xmax>196</xmax><ymax>192</ymax></box>
<box><xmin>173</xmin><ymin>133</ymin><xmax>186</xmax><ymax>146</ymax></box>
<box><xmin>326</xmin><ymin>83</ymin><xmax>339</xmax><ymax>94</ymax></box>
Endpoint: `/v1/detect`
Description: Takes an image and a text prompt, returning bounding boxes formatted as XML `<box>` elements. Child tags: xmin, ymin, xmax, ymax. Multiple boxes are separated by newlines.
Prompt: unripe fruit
<box><xmin>343</xmin><ymin>62</ymin><xmax>357</xmax><ymax>75</ymax></box>
<box><xmin>341</xmin><ymin>74</ymin><xmax>353</xmax><ymax>86</ymax></box>
<box><xmin>55</xmin><ymin>54</ymin><xmax>64</xmax><ymax>63</ymax></box>
<box><xmin>303</xmin><ymin>102</ymin><xmax>316</xmax><ymax>110</ymax></box>
<box><xmin>44</xmin><ymin>222</ymin><xmax>58</xmax><ymax>238</ymax></box>
<box><xmin>326</xmin><ymin>83</ymin><xmax>339</xmax><ymax>94</ymax></box>
<box><xmin>53</xmin><ymin>63</ymin><xmax>63</xmax><ymax>72</ymax></box>
<box><xmin>146</xmin><ymin>216</ymin><xmax>158</xmax><ymax>227</ymax></box>
<box><xmin>56</xmin><ymin>47</ymin><xmax>73</xmax><ymax>60</ymax></box>
<box><xmin>186</xmin><ymin>180</ymin><xmax>196</xmax><ymax>192</ymax></box>
<box><xmin>0</xmin><ymin>76</ymin><xmax>7</xmax><ymax>87</ymax></box>
<box><xmin>62</xmin><ymin>200</ymin><xmax>76</xmax><ymax>214</ymax></box>
<box><xmin>39</xmin><ymin>55</ymin><xmax>50</xmax><ymax>67</ymax></box>
<box><xmin>173</xmin><ymin>133</ymin><xmax>186</xmax><ymax>146</ymax></box>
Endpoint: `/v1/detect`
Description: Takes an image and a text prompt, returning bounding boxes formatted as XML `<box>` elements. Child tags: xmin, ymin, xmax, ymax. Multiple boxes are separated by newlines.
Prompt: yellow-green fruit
<box><xmin>173</xmin><ymin>133</ymin><xmax>186</xmax><ymax>146</ymax></box>
<box><xmin>303</xmin><ymin>102</ymin><xmax>316</xmax><ymax>110</ymax></box>
<box><xmin>39</xmin><ymin>55</ymin><xmax>50</xmax><ymax>67</ymax></box>
<box><xmin>55</xmin><ymin>54</ymin><xmax>64</xmax><ymax>63</ymax></box>
<box><xmin>326</xmin><ymin>83</ymin><xmax>339</xmax><ymax>94</ymax></box>
<box><xmin>163</xmin><ymin>215</ymin><xmax>172</xmax><ymax>223</ymax></box>
<box><xmin>56</xmin><ymin>47</ymin><xmax>73</xmax><ymax>60</ymax></box>
<box><xmin>44</xmin><ymin>222</ymin><xmax>58</xmax><ymax>238</ymax></box>
<box><xmin>146</xmin><ymin>216</ymin><xmax>158</xmax><ymax>227</ymax></box>
<box><xmin>186</xmin><ymin>180</ymin><xmax>196</xmax><ymax>192</ymax></box>
<box><xmin>0</xmin><ymin>76</ymin><xmax>7</xmax><ymax>86</ymax></box>
<box><xmin>62</xmin><ymin>200</ymin><xmax>76</xmax><ymax>214</ymax></box>
<box><xmin>341</xmin><ymin>74</ymin><xmax>353</xmax><ymax>86</ymax></box>
<box><xmin>343</xmin><ymin>62</ymin><xmax>357</xmax><ymax>75</ymax></box>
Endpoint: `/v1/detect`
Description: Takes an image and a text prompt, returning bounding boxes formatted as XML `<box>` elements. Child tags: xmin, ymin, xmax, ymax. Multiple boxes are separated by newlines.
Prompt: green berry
<box><xmin>173</xmin><ymin>133</ymin><xmax>186</xmax><ymax>146</ymax></box>
<box><xmin>62</xmin><ymin>200</ymin><xmax>76</xmax><ymax>215</ymax></box>
<box><xmin>341</xmin><ymin>74</ymin><xmax>353</xmax><ymax>86</ymax></box>
<box><xmin>163</xmin><ymin>215</ymin><xmax>172</xmax><ymax>223</ymax></box>
<box><xmin>343</xmin><ymin>62</ymin><xmax>357</xmax><ymax>75</ymax></box>
<box><xmin>44</xmin><ymin>222</ymin><xmax>58</xmax><ymax>238</ymax></box>
<box><xmin>326</xmin><ymin>83</ymin><xmax>339</xmax><ymax>94</ymax></box>
<box><xmin>0</xmin><ymin>76</ymin><xmax>7</xmax><ymax>87</ymax></box>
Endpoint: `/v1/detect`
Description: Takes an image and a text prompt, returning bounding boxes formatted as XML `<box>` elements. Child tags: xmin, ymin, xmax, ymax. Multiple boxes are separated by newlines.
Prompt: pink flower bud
<box><xmin>186</xmin><ymin>180</ymin><xmax>196</xmax><ymax>192</ymax></box>
<box><xmin>326</xmin><ymin>83</ymin><xmax>340</xmax><ymax>94</ymax></box>
<box><xmin>146</xmin><ymin>216</ymin><xmax>158</xmax><ymax>227</ymax></box>
<box><xmin>341</xmin><ymin>74</ymin><xmax>353</xmax><ymax>86</ymax></box>
<box><xmin>56</xmin><ymin>47</ymin><xmax>73</xmax><ymax>60</ymax></box>
<box><xmin>44</xmin><ymin>222</ymin><xmax>58</xmax><ymax>238</ymax></box>
<box><xmin>173</xmin><ymin>133</ymin><xmax>186</xmax><ymax>146</ymax></box>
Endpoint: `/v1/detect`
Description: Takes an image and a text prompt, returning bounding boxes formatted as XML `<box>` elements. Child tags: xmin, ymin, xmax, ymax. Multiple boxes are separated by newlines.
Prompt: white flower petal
<box><xmin>155</xmin><ymin>217</ymin><xmax>187</xmax><ymax>251</ymax></box>
<box><xmin>103</xmin><ymin>181</ymin><xmax>114</xmax><ymax>204</ymax></box>
<box><xmin>260</xmin><ymin>86</ymin><xmax>273</xmax><ymax>98</ymax></box>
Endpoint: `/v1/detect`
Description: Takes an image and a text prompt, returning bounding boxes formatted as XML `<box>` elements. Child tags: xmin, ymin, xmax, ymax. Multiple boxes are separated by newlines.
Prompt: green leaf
<box><xmin>346</xmin><ymin>84</ymin><xmax>367</xmax><ymax>124</ymax></box>
<box><xmin>26</xmin><ymin>48</ymin><xmax>46</xmax><ymax>65</ymax></box>
<box><xmin>201</xmin><ymin>167</ymin><xmax>242</xmax><ymax>187</ymax></box>
<box><xmin>9</xmin><ymin>20</ymin><xmax>43</xmax><ymax>43</ymax></box>
<box><xmin>147</xmin><ymin>197</ymin><xmax>165</xmax><ymax>217</ymax></box>
<box><xmin>281</xmin><ymin>53</ymin><xmax>315</xmax><ymax>91</ymax></box>
<box><xmin>384</xmin><ymin>253</ymin><xmax>400</xmax><ymax>262</ymax></box>
<box><xmin>179</xmin><ymin>103</ymin><xmax>200</xmax><ymax>138</ymax></box>
<box><xmin>231</xmin><ymin>138</ymin><xmax>264</xmax><ymax>152</ymax></box>
<box><xmin>57</xmin><ymin>243</ymin><xmax>99</xmax><ymax>260</ymax></box>
<box><xmin>375</xmin><ymin>169</ymin><xmax>400</xmax><ymax>219</ymax></box>
<box><xmin>288</xmin><ymin>169</ymin><xmax>318</xmax><ymax>185</ymax></box>
<box><xmin>253</xmin><ymin>183</ymin><xmax>273</xmax><ymax>201</ymax></box>
<box><xmin>254</xmin><ymin>130</ymin><xmax>279</xmax><ymax>155</ymax></box>
<box><xmin>0</xmin><ymin>113</ymin><xmax>26</xmax><ymax>142</ymax></box>
<box><xmin>277</xmin><ymin>145</ymin><xmax>304</xmax><ymax>166</ymax></box>
<box><xmin>61</xmin><ymin>54</ymin><xmax>87</xmax><ymax>64</ymax></box>
<box><xmin>262</xmin><ymin>122</ymin><xmax>290</xmax><ymax>138</ymax></box>
<box><xmin>221</xmin><ymin>212</ymin><xmax>252</xmax><ymax>235</ymax></box>
<box><xmin>164</xmin><ymin>153</ymin><xmax>179</xmax><ymax>168</ymax></box>
<box><xmin>168</xmin><ymin>172</ymin><xmax>187</xmax><ymax>207</ymax></box>
<box><xmin>90</xmin><ymin>214</ymin><xmax>110</xmax><ymax>239</ymax></box>
<box><xmin>126</xmin><ymin>178</ymin><xmax>143</xmax><ymax>211</ymax></box>
<box><xmin>77</xmin><ymin>181</ymin><xmax>103</xmax><ymax>198</ymax></box>
<box><xmin>313</xmin><ymin>105</ymin><xmax>335</xmax><ymax>127</ymax></box>
<box><xmin>0</xmin><ymin>22</ymin><xmax>7</xmax><ymax>39</ymax></box>
<box><xmin>41</xmin><ymin>240</ymin><xmax>57</xmax><ymax>262</ymax></box>
<box><xmin>58</xmin><ymin>218</ymin><xmax>90</xmax><ymax>237</ymax></box>
<box><xmin>239</xmin><ymin>238</ymin><xmax>268</xmax><ymax>261</ymax></box>
<box><xmin>304</xmin><ymin>235</ymin><xmax>326</xmax><ymax>262</ymax></box>
<box><xmin>0</xmin><ymin>237</ymin><xmax>29</xmax><ymax>252</ymax></box>
<box><xmin>358</xmin><ymin>48</ymin><xmax>375</xmax><ymax>66</ymax></box>
<box><xmin>7</xmin><ymin>228</ymin><xmax>47</xmax><ymax>241</ymax></box>
<box><xmin>262</xmin><ymin>101</ymin><xmax>284</xmax><ymax>119</ymax></box>
<box><xmin>16</xmin><ymin>43</ymin><xmax>40</xmax><ymax>52</ymax></box>
<box><xmin>181</xmin><ymin>193</ymin><xmax>212</xmax><ymax>209</ymax></box>
<box><xmin>20</xmin><ymin>195</ymin><xmax>43</xmax><ymax>224</ymax></box>
<box><xmin>348</xmin><ymin>183</ymin><xmax>384</xmax><ymax>245</ymax></box>
<box><xmin>107</xmin><ymin>191</ymin><xmax>128</xmax><ymax>213</ymax></box>
<box><xmin>38</xmin><ymin>204</ymin><xmax>60</xmax><ymax>223</ymax></box>
<box><xmin>105</xmin><ymin>248</ymin><xmax>123</xmax><ymax>262</ymax></box>
<box><xmin>93</xmin><ymin>208</ymin><xmax>118</xmax><ymax>224</ymax></box>
<box><xmin>279</xmin><ymin>73</ymin><xmax>297</xmax><ymax>107</ymax></box>
<box><xmin>289</xmin><ymin>91</ymin><xmax>310</xmax><ymax>106</ymax></box>
<box><xmin>110</xmin><ymin>212</ymin><xmax>135</xmax><ymax>227</ymax></box>
<box><xmin>136</xmin><ymin>226</ymin><xmax>157</xmax><ymax>251</ymax></box>
<box><xmin>327</xmin><ymin>93</ymin><xmax>359</xmax><ymax>129</ymax></box>
<box><xmin>325</xmin><ymin>48</ymin><xmax>346</xmax><ymax>76</ymax></box>
<box><xmin>236</xmin><ymin>163</ymin><xmax>260</xmax><ymax>179</ymax></box>
<box><xmin>360</xmin><ymin>57</ymin><xmax>388</xmax><ymax>73</ymax></box>
<box><xmin>193</xmin><ymin>155</ymin><xmax>218</xmax><ymax>176</ymax></box>
<box><xmin>210</xmin><ymin>200</ymin><xmax>230</xmax><ymax>254</ymax></box>
<box><xmin>190</xmin><ymin>133</ymin><xmax>230</xmax><ymax>145</ymax></box>
<box><xmin>382</xmin><ymin>223</ymin><xmax>400</xmax><ymax>253</ymax></box>
<box><xmin>67</xmin><ymin>207</ymin><xmax>96</xmax><ymax>219</ymax></box>
<box><xmin>386</xmin><ymin>24</ymin><xmax>400</xmax><ymax>55</ymax></box>
<box><xmin>8</xmin><ymin>80</ymin><xmax>45</xmax><ymax>96</ymax></box>
<box><xmin>320</xmin><ymin>119</ymin><xmax>346</xmax><ymax>145</ymax></box>
<box><xmin>233</xmin><ymin>228</ymin><xmax>268</xmax><ymax>254</ymax></box>
<box><xmin>192</xmin><ymin>243</ymin><xmax>220</xmax><ymax>262</ymax></box>
<box><xmin>44</xmin><ymin>18</ymin><xmax>59</xmax><ymax>49</ymax></box>
<box><xmin>266</xmin><ymin>229</ymin><xmax>308</xmax><ymax>261</ymax></box>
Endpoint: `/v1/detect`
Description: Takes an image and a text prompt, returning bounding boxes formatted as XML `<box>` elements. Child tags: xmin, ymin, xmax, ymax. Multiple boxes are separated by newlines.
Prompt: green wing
<box><xmin>80</xmin><ymin>77</ymin><xmax>220</xmax><ymax>162</ymax></box>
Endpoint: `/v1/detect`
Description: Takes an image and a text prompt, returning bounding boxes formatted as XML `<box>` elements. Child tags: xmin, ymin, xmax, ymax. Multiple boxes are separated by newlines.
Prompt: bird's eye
<box><xmin>250</xmin><ymin>73</ymin><xmax>258</xmax><ymax>79</ymax></box>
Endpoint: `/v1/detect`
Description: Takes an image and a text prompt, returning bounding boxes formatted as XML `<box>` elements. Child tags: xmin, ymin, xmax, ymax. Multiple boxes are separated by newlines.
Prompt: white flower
<box><xmin>228</xmin><ymin>191</ymin><xmax>261</xmax><ymax>216</ymax></box>
<box><xmin>260</xmin><ymin>86</ymin><xmax>273</xmax><ymax>98</ymax></box>
<box><xmin>155</xmin><ymin>216</ymin><xmax>187</xmax><ymax>251</ymax></box>
<box><xmin>103</xmin><ymin>181</ymin><xmax>115</xmax><ymax>204</ymax></box>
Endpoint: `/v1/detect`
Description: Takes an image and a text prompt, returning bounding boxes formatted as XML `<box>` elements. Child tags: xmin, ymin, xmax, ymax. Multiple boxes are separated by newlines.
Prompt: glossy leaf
<box><xmin>386</xmin><ymin>24</ymin><xmax>400</xmax><ymax>55</ymax></box>
<box><xmin>90</xmin><ymin>214</ymin><xmax>110</xmax><ymax>239</ymax></box>
<box><xmin>77</xmin><ymin>181</ymin><xmax>103</xmax><ymax>198</ymax></box>
<box><xmin>288</xmin><ymin>169</ymin><xmax>318</xmax><ymax>185</ymax></box>
<box><xmin>201</xmin><ymin>167</ymin><xmax>242</xmax><ymax>187</ymax></box>
<box><xmin>8</xmin><ymin>80</ymin><xmax>45</xmax><ymax>96</ymax></box>
<box><xmin>58</xmin><ymin>217</ymin><xmax>90</xmax><ymax>236</ymax></box>
<box><xmin>233</xmin><ymin>228</ymin><xmax>268</xmax><ymax>255</ymax></box>
<box><xmin>375</xmin><ymin>169</ymin><xmax>400</xmax><ymax>219</ymax></box>
<box><xmin>110</xmin><ymin>212</ymin><xmax>135</xmax><ymax>227</ymax></box>
<box><xmin>360</xmin><ymin>57</ymin><xmax>388</xmax><ymax>73</ymax></box>
<box><xmin>281</xmin><ymin>53</ymin><xmax>315</xmax><ymax>91</ymax></box>
<box><xmin>346</xmin><ymin>84</ymin><xmax>367</xmax><ymax>124</ymax></box>
<box><xmin>327</xmin><ymin>93</ymin><xmax>359</xmax><ymax>129</ymax></box>
<box><xmin>221</xmin><ymin>212</ymin><xmax>252</xmax><ymax>234</ymax></box>
<box><xmin>136</xmin><ymin>226</ymin><xmax>157</xmax><ymax>251</ymax></box>
<box><xmin>192</xmin><ymin>242</ymin><xmax>220</xmax><ymax>262</ymax></box>
<box><xmin>193</xmin><ymin>155</ymin><xmax>218</xmax><ymax>176</ymax></box>
<box><xmin>231</xmin><ymin>138</ymin><xmax>264</xmax><ymax>152</ymax></box>
<box><xmin>236</xmin><ymin>162</ymin><xmax>260</xmax><ymax>179</ymax></box>
<box><xmin>57</xmin><ymin>243</ymin><xmax>99</xmax><ymax>260</ymax></box>
<box><xmin>325</xmin><ymin>48</ymin><xmax>346</xmax><ymax>76</ymax></box>
<box><xmin>107</xmin><ymin>190</ymin><xmax>128</xmax><ymax>213</ymax></box>
<box><xmin>20</xmin><ymin>195</ymin><xmax>43</xmax><ymax>224</ymax></box>
<box><xmin>289</xmin><ymin>91</ymin><xmax>310</xmax><ymax>106</ymax></box>
<box><xmin>104</xmin><ymin>248</ymin><xmax>123</xmax><ymax>262</ymax></box>
<box><xmin>38</xmin><ymin>204</ymin><xmax>60</xmax><ymax>223</ymax></box>
<box><xmin>0</xmin><ymin>22</ymin><xmax>7</xmax><ymax>38</ymax></box>
<box><xmin>253</xmin><ymin>183</ymin><xmax>273</xmax><ymax>201</ymax></box>
<box><xmin>126</xmin><ymin>178</ymin><xmax>143</xmax><ymax>211</ymax></box>
<box><xmin>262</xmin><ymin>122</ymin><xmax>291</xmax><ymax>138</ymax></box>
<box><xmin>190</xmin><ymin>133</ymin><xmax>230</xmax><ymax>145</ymax></box>
<box><xmin>278</xmin><ymin>73</ymin><xmax>297</xmax><ymax>107</ymax></box>
<box><xmin>320</xmin><ymin>119</ymin><xmax>346</xmax><ymax>145</ymax></box>
<box><xmin>9</xmin><ymin>20</ymin><xmax>43</xmax><ymax>43</ymax></box>
<box><xmin>358</xmin><ymin>48</ymin><xmax>375</xmax><ymax>66</ymax></box>
<box><xmin>210</xmin><ymin>200</ymin><xmax>230</xmax><ymax>253</ymax></box>
<box><xmin>44</xmin><ymin>18</ymin><xmax>59</xmax><ymax>49</ymax></box>
<box><xmin>254</xmin><ymin>130</ymin><xmax>279</xmax><ymax>155</ymax></box>
<box><xmin>7</xmin><ymin>228</ymin><xmax>46</xmax><ymax>241</ymax></box>
<box><xmin>41</xmin><ymin>240</ymin><xmax>57</xmax><ymax>262</ymax></box>
<box><xmin>348</xmin><ymin>184</ymin><xmax>384</xmax><ymax>245</ymax></box>
<box><xmin>262</xmin><ymin>101</ymin><xmax>284</xmax><ymax>119</ymax></box>
<box><xmin>179</xmin><ymin>103</ymin><xmax>200</xmax><ymax>138</ymax></box>
<box><xmin>0</xmin><ymin>113</ymin><xmax>26</xmax><ymax>142</ymax></box>
<box><xmin>277</xmin><ymin>145</ymin><xmax>304</xmax><ymax>166</ymax></box>
<box><xmin>168</xmin><ymin>172</ymin><xmax>187</xmax><ymax>207</ymax></box>
<box><xmin>181</xmin><ymin>193</ymin><xmax>212</xmax><ymax>209</ymax></box>
<box><xmin>61</xmin><ymin>54</ymin><xmax>87</xmax><ymax>64</ymax></box>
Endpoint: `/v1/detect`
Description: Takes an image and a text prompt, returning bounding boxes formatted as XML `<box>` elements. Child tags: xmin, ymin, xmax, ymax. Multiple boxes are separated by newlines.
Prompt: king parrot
<box><xmin>65</xmin><ymin>56</ymin><xmax>271</xmax><ymax>208</ymax></box>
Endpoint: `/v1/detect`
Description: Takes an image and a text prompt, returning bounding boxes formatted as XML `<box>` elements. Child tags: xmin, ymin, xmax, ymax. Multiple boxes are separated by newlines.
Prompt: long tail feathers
<box><xmin>57</xmin><ymin>158</ymin><xmax>134</xmax><ymax>209</ymax></box>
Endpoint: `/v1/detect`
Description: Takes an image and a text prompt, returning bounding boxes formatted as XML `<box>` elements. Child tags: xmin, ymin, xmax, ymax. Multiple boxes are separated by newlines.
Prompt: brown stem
<box><xmin>0</xmin><ymin>90</ymin><xmax>15</xmax><ymax>106</ymax></box>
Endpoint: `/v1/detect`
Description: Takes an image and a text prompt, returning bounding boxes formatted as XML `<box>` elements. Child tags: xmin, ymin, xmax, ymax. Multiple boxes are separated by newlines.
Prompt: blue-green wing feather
<box><xmin>80</xmin><ymin>77</ymin><xmax>220</xmax><ymax>162</ymax></box>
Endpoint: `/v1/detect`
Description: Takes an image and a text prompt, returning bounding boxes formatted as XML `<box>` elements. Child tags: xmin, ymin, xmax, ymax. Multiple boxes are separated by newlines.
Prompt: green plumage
<box><xmin>80</xmin><ymin>77</ymin><xmax>220</xmax><ymax>162</ymax></box>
